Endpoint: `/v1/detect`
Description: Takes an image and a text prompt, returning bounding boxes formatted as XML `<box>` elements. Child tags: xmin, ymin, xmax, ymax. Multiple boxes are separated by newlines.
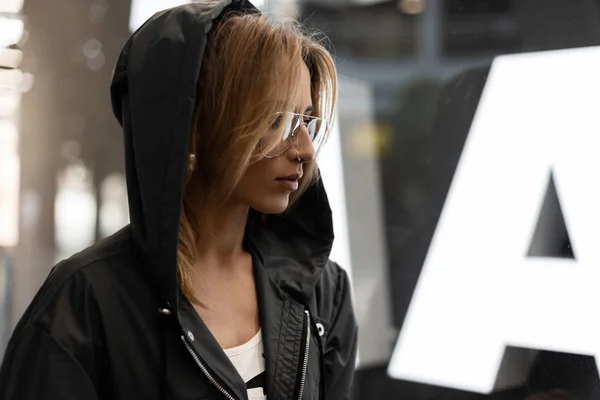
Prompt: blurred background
<box><xmin>1</xmin><ymin>0</ymin><xmax>600</xmax><ymax>398</ymax></box>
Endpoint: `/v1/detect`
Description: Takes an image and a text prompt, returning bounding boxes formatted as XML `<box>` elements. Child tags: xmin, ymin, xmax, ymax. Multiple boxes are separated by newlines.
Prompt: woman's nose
<box><xmin>293</xmin><ymin>124</ymin><xmax>315</xmax><ymax>162</ymax></box>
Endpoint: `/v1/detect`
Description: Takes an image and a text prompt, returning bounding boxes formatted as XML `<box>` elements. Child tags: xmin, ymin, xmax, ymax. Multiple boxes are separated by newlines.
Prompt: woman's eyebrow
<box><xmin>304</xmin><ymin>105</ymin><xmax>314</xmax><ymax>115</ymax></box>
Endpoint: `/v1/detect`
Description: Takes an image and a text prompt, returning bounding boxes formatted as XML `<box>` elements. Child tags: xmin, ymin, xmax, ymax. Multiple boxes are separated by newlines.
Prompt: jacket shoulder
<box><xmin>312</xmin><ymin>260</ymin><xmax>352</xmax><ymax>326</ymax></box>
<box><xmin>0</xmin><ymin>229</ymin><xmax>140</xmax><ymax>399</ymax></box>
<box><xmin>19</xmin><ymin>227</ymin><xmax>139</xmax><ymax>326</ymax></box>
<box><xmin>52</xmin><ymin>226</ymin><xmax>135</xmax><ymax>277</ymax></box>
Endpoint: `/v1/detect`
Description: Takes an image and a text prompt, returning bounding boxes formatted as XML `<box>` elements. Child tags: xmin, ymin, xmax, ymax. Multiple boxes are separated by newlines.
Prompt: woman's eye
<box><xmin>271</xmin><ymin>115</ymin><xmax>283</xmax><ymax>130</ymax></box>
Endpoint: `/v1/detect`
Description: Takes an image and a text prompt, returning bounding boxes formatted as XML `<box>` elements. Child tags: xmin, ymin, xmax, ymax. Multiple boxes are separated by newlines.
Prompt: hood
<box><xmin>110</xmin><ymin>1</ymin><xmax>334</xmax><ymax>308</ymax></box>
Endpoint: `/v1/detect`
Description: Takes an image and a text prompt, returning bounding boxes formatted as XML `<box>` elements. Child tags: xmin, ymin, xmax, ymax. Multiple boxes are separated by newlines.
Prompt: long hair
<box><xmin>177</xmin><ymin>10</ymin><xmax>338</xmax><ymax>302</ymax></box>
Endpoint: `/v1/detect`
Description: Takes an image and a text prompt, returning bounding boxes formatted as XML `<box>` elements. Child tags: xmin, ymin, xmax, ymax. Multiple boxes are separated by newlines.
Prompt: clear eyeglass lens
<box><xmin>280</xmin><ymin>114</ymin><xmax>301</xmax><ymax>142</ymax></box>
<box><xmin>266</xmin><ymin>112</ymin><xmax>328</xmax><ymax>157</ymax></box>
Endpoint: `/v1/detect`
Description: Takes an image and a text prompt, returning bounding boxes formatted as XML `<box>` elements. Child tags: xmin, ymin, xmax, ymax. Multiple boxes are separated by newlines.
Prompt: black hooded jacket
<box><xmin>0</xmin><ymin>2</ymin><xmax>358</xmax><ymax>399</ymax></box>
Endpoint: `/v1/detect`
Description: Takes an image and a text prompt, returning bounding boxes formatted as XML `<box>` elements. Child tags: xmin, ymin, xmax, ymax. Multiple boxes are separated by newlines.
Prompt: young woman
<box><xmin>0</xmin><ymin>1</ymin><xmax>357</xmax><ymax>399</ymax></box>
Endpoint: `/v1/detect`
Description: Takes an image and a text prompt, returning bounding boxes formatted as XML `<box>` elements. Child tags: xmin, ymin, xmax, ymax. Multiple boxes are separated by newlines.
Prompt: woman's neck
<box><xmin>194</xmin><ymin>200</ymin><xmax>250</xmax><ymax>270</ymax></box>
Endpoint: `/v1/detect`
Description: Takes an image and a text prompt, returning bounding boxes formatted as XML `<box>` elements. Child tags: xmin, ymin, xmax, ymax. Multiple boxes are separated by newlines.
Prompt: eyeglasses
<box><xmin>263</xmin><ymin>112</ymin><xmax>329</xmax><ymax>158</ymax></box>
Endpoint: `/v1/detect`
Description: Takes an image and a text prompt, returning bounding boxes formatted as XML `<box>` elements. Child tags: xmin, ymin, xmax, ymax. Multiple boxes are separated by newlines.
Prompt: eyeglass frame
<box><xmin>262</xmin><ymin>112</ymin><xmax>329</xmax><ymax>159</ymax></box>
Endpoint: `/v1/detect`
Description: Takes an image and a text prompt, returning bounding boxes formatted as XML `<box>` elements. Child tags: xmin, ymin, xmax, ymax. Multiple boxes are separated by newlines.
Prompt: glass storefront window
<box><xmin>3</xmin><ymin>0</ymin><xmax>600</xmax><ymax>398</ymax></box>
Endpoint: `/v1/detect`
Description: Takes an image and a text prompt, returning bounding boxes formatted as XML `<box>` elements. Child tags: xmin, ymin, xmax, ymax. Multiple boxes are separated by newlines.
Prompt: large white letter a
<box><xmin>388</xmin><ymin>46</ymin><xmax>600</xmax><ymax>393</ymax></box>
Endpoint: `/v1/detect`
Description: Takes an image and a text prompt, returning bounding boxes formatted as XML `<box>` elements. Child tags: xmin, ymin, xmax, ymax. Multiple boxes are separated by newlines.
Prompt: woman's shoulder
<box><xmin>44</xmin><ymin>227</ymin><xmax>138</xmax><ymax>290</ymax></box>
<box><xmin>20</xmin><ymin>226</ymin><xmax>148</xmax><ymax>328</ymax></box>
<box><xmin>1</xmin><ymin>227</ymin><xmax>155</xmax><ymax>396</ymax></box>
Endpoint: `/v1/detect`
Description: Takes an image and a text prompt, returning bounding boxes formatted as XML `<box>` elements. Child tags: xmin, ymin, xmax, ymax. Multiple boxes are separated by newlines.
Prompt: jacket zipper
<box><xmin>180</xmin><ymin>335</ymin><xmax>236</xmax><ymax>400</ymax></box>
<box><xmin>297</xmin><ymin>309</ymin><xmax>311</xmax><ymax>400</ymax></box>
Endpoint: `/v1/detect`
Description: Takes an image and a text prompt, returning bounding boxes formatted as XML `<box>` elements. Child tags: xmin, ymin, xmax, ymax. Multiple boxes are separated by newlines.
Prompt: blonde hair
<box><xmin>177</xmin><ymin>11</ymin><xmax>338</xmax><ymax>302</ymax></box>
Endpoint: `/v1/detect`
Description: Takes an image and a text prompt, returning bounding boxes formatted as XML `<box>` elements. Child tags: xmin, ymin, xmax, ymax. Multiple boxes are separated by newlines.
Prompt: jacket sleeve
<box><xmin>0</xmin><ymin>323</ymin><xmax>98</xmax><ymax>399</ymax></box>
<box><xmin>323</xmin><ymin>265</ymin><xmax>358</xmax><ymax>400</ymax></box>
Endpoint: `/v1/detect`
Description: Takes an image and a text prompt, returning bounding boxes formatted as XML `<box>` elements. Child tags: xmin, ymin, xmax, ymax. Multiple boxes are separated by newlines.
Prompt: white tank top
<box><xmin>223</xmin><ymin>329</ymin><xmax>267</xmax><ymax>399</ymax></box>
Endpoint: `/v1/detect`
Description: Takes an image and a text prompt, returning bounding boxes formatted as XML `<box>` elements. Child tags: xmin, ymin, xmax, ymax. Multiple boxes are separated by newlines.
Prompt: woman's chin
<box><xmin>251</xmin><ymin>195</ymin><xmax>290</xmax><ymax>215</ymax></box>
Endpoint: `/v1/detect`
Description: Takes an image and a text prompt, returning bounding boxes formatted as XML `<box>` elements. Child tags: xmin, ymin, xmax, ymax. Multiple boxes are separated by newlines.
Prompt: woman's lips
<box><xmin>275</xmin><ymin>176</ymin><xmax>300</xmax><ymax>191</ymax></box>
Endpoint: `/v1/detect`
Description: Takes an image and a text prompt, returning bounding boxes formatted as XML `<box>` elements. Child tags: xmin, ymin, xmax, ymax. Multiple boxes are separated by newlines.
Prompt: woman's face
<box><xmin>231</xmin><ymin>63</ymin><xmax>316</xmax><ymax>214</ymax></box>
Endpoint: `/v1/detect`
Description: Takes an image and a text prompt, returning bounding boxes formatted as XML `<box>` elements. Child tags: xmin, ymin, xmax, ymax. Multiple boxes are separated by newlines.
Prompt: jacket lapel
<box><xmin>252</xmin><ymin>251</ymin><xmax>305</xmax><ymax>400</ymax></box>
<box><xmin>177</xmin><ymin>297</ymin><xmax>249</xmax><ymax>400</ymax></box>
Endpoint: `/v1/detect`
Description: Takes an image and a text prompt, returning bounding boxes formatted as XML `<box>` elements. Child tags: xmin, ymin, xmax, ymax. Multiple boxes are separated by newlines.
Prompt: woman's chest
<box><xmin>193</xmin><ymin>288</ymin><xmax>260</xmax><ymax>350</ymax></box>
